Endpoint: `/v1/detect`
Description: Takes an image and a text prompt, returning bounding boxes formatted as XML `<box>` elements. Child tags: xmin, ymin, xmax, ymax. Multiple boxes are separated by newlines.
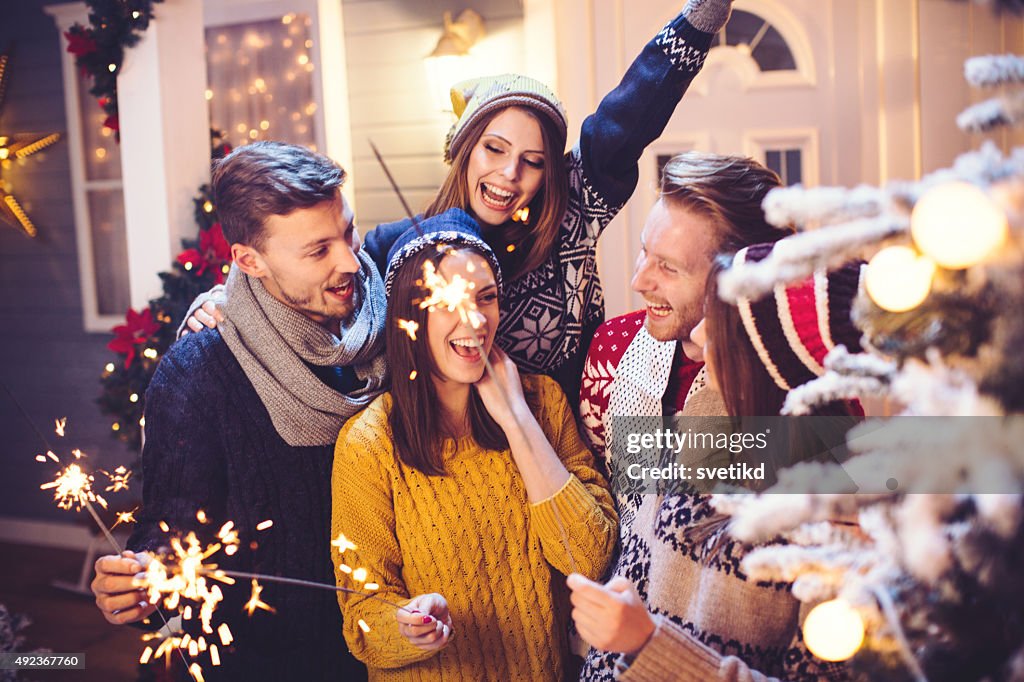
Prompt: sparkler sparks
<box><xmin>40</xmin><ymin>463</ymin><xmax>108</xmax><ymax>511</ymax></box>
<box><xmin>512</xmin><ymin>206</ymin><xmax>529</xmax><ymax>223</ymax></box>
<box><xmin>397</xmin><ymin>318</ymin><xmax>419</xmax><ymax>340</ymax></box>
<box><xmin>142</xmin><ymin>532</ymin><xmax>233</xmax><ymax>635</ymax></box>
<box><xmin>331</xmin><ymin>532</ymin><xmax>357</xmax><ymax>554</ymax></box>
<box><xmin>418</xmin><ymin>260</ymin><xmax>477</xmax><ymax>326</ymax></box>
<box><xmin>112</xmin><ymin>508</ymin><xmax>138</xmax><ymax>529</ymax></box>
<box><xmin>244</xmin><ymin>579</ymin><xmax>276</xmax><ymax>615</ymax></box>
<box><xmin>54</xmin><ymin>417</ymin><xmax>66</xmax><ymax>437</ymax></box>
<box><xmin>105</xmin><ymin>465</ymin><xmax>131</xmax><ymax>492</ymax></box>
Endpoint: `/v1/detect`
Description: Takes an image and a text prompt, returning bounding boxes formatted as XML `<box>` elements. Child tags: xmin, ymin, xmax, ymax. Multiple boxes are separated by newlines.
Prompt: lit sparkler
<box><xmin>41</xmin><ymin>462</ymin><xmax>107</xmax><ymax>511</ymax></box>
<box><xmin>418</xmin><ymin>259</ymin><xmax>476</xmax><ymax>323</ymax></box>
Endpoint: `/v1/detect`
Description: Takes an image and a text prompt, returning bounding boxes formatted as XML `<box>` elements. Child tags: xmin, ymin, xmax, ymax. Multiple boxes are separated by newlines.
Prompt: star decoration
<box><xmin>0</xmin><ymin>50</ymin><xmax>62</xmax><ymax>238</ymax></box>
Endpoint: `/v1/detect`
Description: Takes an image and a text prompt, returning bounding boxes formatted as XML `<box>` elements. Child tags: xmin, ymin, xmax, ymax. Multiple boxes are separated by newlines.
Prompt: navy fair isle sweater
<box><xmin>127</xmin><ymin>330</ymin><xmax>366</xmax><ymax>681</ymax></box>
<box><xmin>365</xmin><ymin>11</ymin><xmax>715</xmax><ymax>405</ymax></box>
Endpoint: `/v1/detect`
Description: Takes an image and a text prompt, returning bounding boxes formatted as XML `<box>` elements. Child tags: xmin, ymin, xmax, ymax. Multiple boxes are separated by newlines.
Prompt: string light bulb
<box><xmin>865</xmin><ymin>245</ymin><xmax>935</xmax><ymax>313</ymax></box>
<box><xmin>910</xmin><ymin>181</ymin><xmax>1008</xmax><ymax>269</ymax></box>
<box><xmin>802</xmin><ymin>599</ymin><xmax>865</xmax><ymax>662</ymax></box>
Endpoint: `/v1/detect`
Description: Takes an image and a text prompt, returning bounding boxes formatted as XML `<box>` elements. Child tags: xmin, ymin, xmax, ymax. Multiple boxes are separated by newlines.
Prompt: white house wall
<box><xmin>340</xmin><ymin>0</ymin><xmax>526</xmax><ymax>229</ymax></box>
<box><xmin>337</xmin><ymin>0</ymin><xmax>1021</xmax><ymax>317</ymax></box>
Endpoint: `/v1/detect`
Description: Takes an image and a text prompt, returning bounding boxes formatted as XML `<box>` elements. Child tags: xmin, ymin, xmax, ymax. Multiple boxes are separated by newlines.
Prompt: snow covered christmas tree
<box><xmin>710</xmin><ymin>35</ymin><xmax>1024</xmax><ymax>682</ymax></box>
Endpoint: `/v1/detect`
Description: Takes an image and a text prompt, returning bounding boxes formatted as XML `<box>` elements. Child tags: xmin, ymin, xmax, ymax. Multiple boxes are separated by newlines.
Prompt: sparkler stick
<box><xmin>84</xmin><ymin>498</ymin><xmax>122</xmax><ymax>554</ymax></box>
<box><xmin>365</xmin><ymin>149</ymin><xmax>581</xmax><ymax>575</ymax></box>
<box><xmin>210</xmin><ymin>569</ymin><xmax>414</xmax><ymax>613</ymax></box>
<box><xmin>368</xmin><ymin>140</ymin><xmax>425</xmax><ymax>238</ymax></box>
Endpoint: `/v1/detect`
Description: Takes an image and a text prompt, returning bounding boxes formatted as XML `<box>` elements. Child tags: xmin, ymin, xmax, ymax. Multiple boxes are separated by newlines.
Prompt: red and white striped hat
<box><xmin>734</xmin><ymin>243</ymin><xmax>865</xmax><ymax>391</ymax></box>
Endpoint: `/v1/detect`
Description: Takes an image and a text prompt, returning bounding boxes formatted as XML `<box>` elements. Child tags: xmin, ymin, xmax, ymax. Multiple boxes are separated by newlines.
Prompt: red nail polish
<box><xmin>422</xmin><ymin>616</ymin><xmax>433</xmax><ymax>624</ymax></box>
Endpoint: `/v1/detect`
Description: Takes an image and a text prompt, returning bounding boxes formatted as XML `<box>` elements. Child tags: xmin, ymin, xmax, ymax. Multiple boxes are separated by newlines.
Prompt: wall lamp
<box><xmin>424</xmin><ymin>9</ymin><xmax>486</xmax><ymax>112</ymax></box>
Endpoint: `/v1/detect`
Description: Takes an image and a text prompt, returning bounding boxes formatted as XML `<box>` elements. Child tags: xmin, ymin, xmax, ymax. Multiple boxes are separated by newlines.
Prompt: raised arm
<box><xmin>575</xmin><ymin>0</ymin><xmax>732</xmax><ymax>232</ymax></box>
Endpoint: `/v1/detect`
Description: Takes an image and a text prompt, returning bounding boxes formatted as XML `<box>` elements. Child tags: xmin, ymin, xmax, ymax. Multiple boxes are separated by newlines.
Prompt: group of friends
<box><xmin>89</xmin><ymin>1</ymin><xmax>862</xmax><ymax>679</ymax></box>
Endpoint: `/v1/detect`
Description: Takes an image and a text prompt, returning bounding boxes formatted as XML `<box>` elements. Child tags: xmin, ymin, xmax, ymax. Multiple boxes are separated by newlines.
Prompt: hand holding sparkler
<box><xmin>396</xmin><ymin>593</ymin><xmax>453</xmax><ymax>651</ymax></box>
<box><xmin>92</xmin><ymin>550</ymin><xmax>157</xmax><ymax>625</ymax></box>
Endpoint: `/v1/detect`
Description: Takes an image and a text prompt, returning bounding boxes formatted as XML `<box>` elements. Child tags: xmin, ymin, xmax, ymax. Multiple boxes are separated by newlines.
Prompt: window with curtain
<box><xmin>205</xmin><ymin>14</ymin><xmax>318</xmax><ymax>150</ymax></box>
<box><xmin>54</xmin><ymin>7</ymin><xmax>322</xmax><ymax>331</ymax></box>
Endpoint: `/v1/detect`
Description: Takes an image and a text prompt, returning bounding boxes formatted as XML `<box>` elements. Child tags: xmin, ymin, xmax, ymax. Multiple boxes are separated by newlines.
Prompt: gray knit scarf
<box><xmin>218</xmin><ymin>249</ymin><xmax>388</xmax><ymax>446</ymax></box>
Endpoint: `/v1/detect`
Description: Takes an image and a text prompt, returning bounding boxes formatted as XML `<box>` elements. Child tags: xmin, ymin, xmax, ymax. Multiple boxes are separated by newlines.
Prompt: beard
<box><xmin>275</xmin><ymin>279</ymin><xmax>358</xmax><ymax>327</ymax></box>
<box><xmin>644</xmin><ymin>300</ymin><xmax>703</xmax><ymax>343</ymax></box>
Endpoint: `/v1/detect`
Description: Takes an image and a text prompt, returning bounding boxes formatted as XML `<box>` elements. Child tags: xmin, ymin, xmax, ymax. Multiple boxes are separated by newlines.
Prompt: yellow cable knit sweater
<box><xmin>332</xmin><ymin>374</ymin><xmax>618</xmax><ymax>681</ymax></box>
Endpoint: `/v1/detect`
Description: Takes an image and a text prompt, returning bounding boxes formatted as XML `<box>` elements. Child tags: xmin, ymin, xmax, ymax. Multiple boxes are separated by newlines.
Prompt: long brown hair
<box><xmin>424</xmin><ymin>106</ymin><xmax>568</xmax><ymax>281</ymax></box>
<box><xmin>386</xmin><ymin>245</ymin><xmax>509</xmax><ymax>475</ymax></box>
<box><xmin>704</xmin><ymin>260</ymin><xmax>787</xmax><ymax>416</ymax></box>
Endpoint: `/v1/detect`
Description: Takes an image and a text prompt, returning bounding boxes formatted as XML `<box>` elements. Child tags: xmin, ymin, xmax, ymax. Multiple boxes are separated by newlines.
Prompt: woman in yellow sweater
<box><xmin>332</xmin><ymin>207</ymin><xmax>618</xmax><ymax>681</ymax></box>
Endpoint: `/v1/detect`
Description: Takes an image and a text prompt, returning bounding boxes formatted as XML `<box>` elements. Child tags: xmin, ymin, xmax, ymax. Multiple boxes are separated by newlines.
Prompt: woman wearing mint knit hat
<box><xmin>186</xmin><ymin>1</ymin><xmax>734</xmax><ymax>406</ymax></box>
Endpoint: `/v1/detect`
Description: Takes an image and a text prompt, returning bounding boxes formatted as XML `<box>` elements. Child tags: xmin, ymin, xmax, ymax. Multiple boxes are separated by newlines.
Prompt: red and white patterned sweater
<box><xmin>579</xmin><ymin>311</ymin><xmax>704</xmax><ymax>463</ymax></box>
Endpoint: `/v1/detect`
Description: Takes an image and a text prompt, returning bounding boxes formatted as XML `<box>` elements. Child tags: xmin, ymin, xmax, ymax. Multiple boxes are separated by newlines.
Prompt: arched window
<box><xmin>715</xmin><ymin>9</ymin><xmax>796</xmax><ymax>72</ymax></box>
<box><xmin>698</xmin><ymin>0</ymin><xmax>816</xmax><ymax>90</ymax></box>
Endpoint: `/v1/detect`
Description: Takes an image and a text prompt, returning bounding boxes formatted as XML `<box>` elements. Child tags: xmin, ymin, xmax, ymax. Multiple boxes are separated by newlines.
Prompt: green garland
<box><xmin>63</xmin><ymin>0</ymin><xmax>164</xmax><ymax>136</ymax></box>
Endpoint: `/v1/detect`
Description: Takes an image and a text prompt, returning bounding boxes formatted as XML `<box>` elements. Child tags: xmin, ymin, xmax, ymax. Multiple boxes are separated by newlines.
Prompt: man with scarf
<box><xmin>90</xmin><ymin>141</ymin><xmax>385</xmax><ymax>681</ymax></box>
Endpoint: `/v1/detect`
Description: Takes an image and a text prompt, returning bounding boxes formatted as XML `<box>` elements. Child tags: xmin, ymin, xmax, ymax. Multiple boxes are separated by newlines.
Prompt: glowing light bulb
<box><xmin>910</xmin><ymin>182</ymin><xmax>1008</xmax><ymax>269</ymax></box>
<box><xmin>802</xmin><ymin>599</ymin><xmax>865</xmax><ymax>662</ymax></box>
<box><xmin>108</xmin><ymin>63</ymin><xmax>117</xmax><ymax>73</ymax></box>
<box><xmin>865</xmin><ymin>246</ymin><xmax>935</xmax><ymax>313</ymax></box>
<box><xmin>105</xmin><ymin>362</ymin><xmax>115</xmax><ymax>372</ymax></box>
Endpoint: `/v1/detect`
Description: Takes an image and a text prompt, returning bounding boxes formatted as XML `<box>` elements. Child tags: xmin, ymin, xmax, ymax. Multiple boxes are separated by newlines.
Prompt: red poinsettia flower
<box><xmin>65</xmin><ymin>29</ymin><xmax>97</xmax><ymax>58</ymax></box>
<box><xmin>203</xmin><ymin>223</ymin><xmax>233</xmax><ymax>283</ymax></box>
<box><xmin>107</xmin><ymin>307</ymin><xmax>161</xmax><ymax>368</ymax></box>
<box><xmin>177</xmin><ymin>223</ymin><xmax>233</xmax><ymax>282</ymax></box>
<box><xmin>176</xmin><ymin>248</ymin><xmax>205</xmax><ymax>275</ymax></box>
<box><xmin>103</xmin><ymin>115</ymin><xmax>119</xmax><ymax>132</ymax></box>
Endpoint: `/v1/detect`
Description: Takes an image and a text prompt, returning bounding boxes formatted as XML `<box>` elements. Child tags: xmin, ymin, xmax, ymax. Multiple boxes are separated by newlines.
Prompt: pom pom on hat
<box><xmin>731</xmin><ymin>243</ymin><xmax>865</xmax><ymax>391</ymax></box>
<box><xmin>443</xmin><ymin>74</ymin><xmax>568</xmax><ymax>163</ymax></box>
<box><xmin>384</xmin><ymin>208</ymin><xmax>503</xmax><ymax>297</ymax></box>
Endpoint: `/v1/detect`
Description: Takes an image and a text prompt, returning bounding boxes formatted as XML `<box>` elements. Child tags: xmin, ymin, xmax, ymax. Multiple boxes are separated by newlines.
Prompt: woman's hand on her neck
<box><xmin>474</xmin><ymin>347</ymin><xmax>530</xmax><ymax>431</ymax></box>
<box><xmin>475</xmin><ymin>347</ymin><xmax>570</xmax><ymax>502</ymax></box>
